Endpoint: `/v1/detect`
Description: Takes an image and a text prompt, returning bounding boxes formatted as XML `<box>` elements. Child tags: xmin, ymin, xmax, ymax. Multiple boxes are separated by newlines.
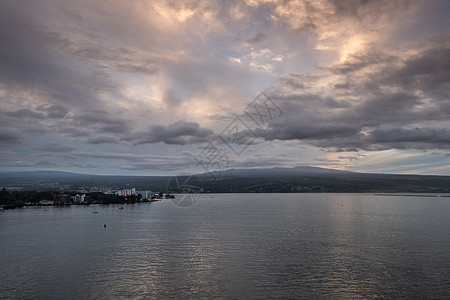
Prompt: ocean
<box><xmin>1</xmin><ymin>193</ymin><xmax>449</xmax><ymax>299</ymax></box>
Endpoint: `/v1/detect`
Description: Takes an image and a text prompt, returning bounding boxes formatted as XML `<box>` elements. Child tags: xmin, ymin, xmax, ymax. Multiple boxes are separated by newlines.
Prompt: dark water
<box><xmin>1</xmin><ymin>193</ymin><xmax>449</xmax><ymax>299</ymax></box>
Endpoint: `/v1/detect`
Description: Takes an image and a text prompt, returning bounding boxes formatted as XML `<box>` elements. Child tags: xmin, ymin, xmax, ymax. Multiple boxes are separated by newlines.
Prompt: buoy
<box><xmin>104</xmin><ymin>224</ymin><xmax>106</xmax><ymax>228</ymax></box>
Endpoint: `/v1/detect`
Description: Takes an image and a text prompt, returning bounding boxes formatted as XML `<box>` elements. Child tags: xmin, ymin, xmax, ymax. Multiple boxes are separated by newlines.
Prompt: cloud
<box><xmin>0</xmin><ymin>130</ymin><xmax>22</xmax><ymax>146</ymax></box>
<box><xmin>257</xmin><ymin>121</ymin><xmax>360</xmax><ymax>141</ymax></box>
<box><xmin>35</xmin><ymin>160</ymin><xmax>58</xmax><ymax>167</ymax></box>
<box><xmin>0</xmin><ymin>2</ymin><xmax>113</xmax><ymax>109</ymax></box>
<box><xmin>70</xmin><ymin>151</ymin><xmax>195</xmax><ymax>171</ymax></box>
<box><xmin>337</xmin><ymin>154</ymin><xmax>365</xmax><ymax>161</ymax></box>
<box><xmin>247</xmin><ymin>32</ymin><xmax>266</xmax><ymax>44</ymax></box>
<box><xmin>120</xmin><ymin>161</ymin><xmax>194</xmax><ymax>171</ymax></box>
<box><xmin>383</xmin><ymin>46</ymin><xmax>450</xmax><ymax>98</ymax></box>
<box><xmin>242</xmin><ymin>48</ymin><xmax>284</xmax><ymax>72</ymax></box>
<box><xmin>1</xmin><ymin>0</ymin><xmax>449</xmax><ymax>175</ymax></box>
<box><xmin>134</xmin><ymin>120</ymin><xmax>214</xmax><ymax>145</ymax></box>
<box><xmin>367</xmin><ymin>128</ymin><xmax>450</xmax><ymax>150</ymax></box>
<box><xmin>85</xmin><ymin>136</ymin><xmax>119</xmax><ymax>144</ymax></box>
<box><xmin>67</xmin><ymin>43</ymin><xmax>159</xmax><ymax>76</ymax></box>
<box><xmin>7</xmin><ymin>109</ymin><xmax>46</xmax><ymax>120</ymax></box>
<box><xmin>259</xmin><ymin>41</ymin><xmax>450</xmax><ymax>151</ymax></box>
<box><xmin>33</xmin><ymin>143</ymin><xmax>76</xmax><ymax>153</ymax></box>
<box><xmin>72</xmin><ymin>111</ymin><xmax>132</xmax><ymax>135</ymax></box>
<box><xmin>37</xmin><ymin>104</ymin><xmax>70</xmax><ymax>119</ymax></box>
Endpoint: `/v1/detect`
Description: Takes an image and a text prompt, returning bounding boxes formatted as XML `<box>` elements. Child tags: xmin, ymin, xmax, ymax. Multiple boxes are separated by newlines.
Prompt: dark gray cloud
<box><xmin>73</xmin><ymin>151</ymin><xmax>179</xmax><ymax>162</ymax></box>
<box><xmin>383</xmin><ymin>47</ymin><xmax>450</xmax><ymax>98</ymax></box>
<box><xmin>0</xmin><ymin>109</ymin><xmax>47</xmax><ymax>143</ymax></box>
<box><xmin>37</xmin><ymin>104</ymin><xmax>70</xmax><ymax>119</ymax></box>
<box><xmin>308</xmin><ymin>127</ymin><xmax>450</xmax><ymax>152</ymax></box>
<box><xmin>134</xmin><ymin>121</ymin><xmax>214</xmax><ymax>145</ymax></box>
<box><xmin>247</xmin><ymin>32</ymin><xmax>266</xmax><ymax>44</ymax></box>
<box><xmin>120</xmin><ymin>161</ymin><xmax>194</xmax><ymax>172</ymax></box>
<box><xmin>58</xmin><ymin>127</ymin><xmax>90</xmax><ymax>138</ymax></box>
<box><xmin>72</xmin><ymin>111</ymin><xmax>131</xmax><ymax>135</ymax></box>
<box><xmin>67</xmin><ymin>42</ymin><xmax>159</xmax><ymax>76</ymax></box>
<box><xmin>256</xmin><ymin>121</ymin><xmax>359</xmax><ymax>141</ymax></box>
<box><xmin>35</xmin><ymin>160</ymin><xmax>58</xmax><ymax>167</ymax></box>
<box><xmin>0</xmin><ymin>130</ymin><xmax>22</xmax><ymax>145</ymax></box>
<box><xmin>7</xmin><ymin>109</ymin><xmax>46</xmax><ymax>120</ymax></box>
<box><xmin>4</xmin><ymin>105</ymin><xmax>67</xmax><ymax>121</ymax></box>
<box><xmin>86</xmin><ymin>136</ymin><xmax>119</xmax><ymax>144</ymax></box>
<box><xmin>367</xmin><ymin>127</ymin><xmax>450</xmax><ymax>149</ymax></box>
<box><xmin>33</xmin><ymin>143</ymin><xmax>76</xmax><ymax>153</ymax></box>
<box><xmin>0</xmin><ymin>3</ymin><xmax>107</xmax><ymax>107</ymax></box>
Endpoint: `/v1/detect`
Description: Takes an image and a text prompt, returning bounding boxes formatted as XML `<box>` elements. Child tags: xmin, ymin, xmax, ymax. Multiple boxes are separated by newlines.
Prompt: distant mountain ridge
<box><xmin>0</xmin><ymin>166</ymin><xmax>354</xmax><ymax>178</ymax></box>
<box><xmin>206</xmin><ymin>166</ymin><xmax>356</xmax><ymax>178</ymax></box>
<box><xmin>1</xmin><ymin>166</ymin><xmax>450</xmax><ymax>193</ymax></box>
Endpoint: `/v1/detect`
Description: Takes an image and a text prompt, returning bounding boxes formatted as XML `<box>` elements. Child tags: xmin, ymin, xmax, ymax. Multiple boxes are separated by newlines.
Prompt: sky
<box><xmin>1</xmin><ymin>0</ymin><xmax>450</xmax><ymax>176</ymax></box>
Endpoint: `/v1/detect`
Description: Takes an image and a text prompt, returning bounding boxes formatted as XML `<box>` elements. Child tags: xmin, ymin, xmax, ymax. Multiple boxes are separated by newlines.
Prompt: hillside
<box><xmin>1</xmin><ymin>167</ymin><xmax>450</xmax><ymax>193</ymax></box>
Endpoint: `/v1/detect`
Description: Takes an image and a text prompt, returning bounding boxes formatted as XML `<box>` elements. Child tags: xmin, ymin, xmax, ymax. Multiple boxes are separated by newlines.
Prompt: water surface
<box><xmin>1</xmin><ymin>194</ymin><xmax>449</xmax><ymax>299</ymax></box>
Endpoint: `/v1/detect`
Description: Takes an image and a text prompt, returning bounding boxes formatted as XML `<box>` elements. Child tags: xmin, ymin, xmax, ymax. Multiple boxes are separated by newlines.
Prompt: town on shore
<box><xmin>0</xmin><ymin>188</ymin><xmax>174</xmax><ymax>210</ymax></box>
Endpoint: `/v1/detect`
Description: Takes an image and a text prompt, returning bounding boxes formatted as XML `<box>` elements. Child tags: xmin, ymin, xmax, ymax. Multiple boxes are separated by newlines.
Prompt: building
<box><xmin>115</xmin><ymin>188</ymin><xmax>136</xmax><ymax>196</ymax></box>
<box><xmin>72</xmin><ymin>194</ymin><xmax>90</xmax><ymax>204</ymax></box>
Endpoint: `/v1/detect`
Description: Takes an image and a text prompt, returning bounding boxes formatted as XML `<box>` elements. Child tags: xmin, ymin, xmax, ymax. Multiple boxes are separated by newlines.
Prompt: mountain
<box><xmin>205</xmin><ymin>166</ymin><xmax>354</xmax><ymax>178</ymax></box>
<box><xmin>1</xmin><ymin>167</ymin><xmax>450</xmax><ymax>193</ymax></box>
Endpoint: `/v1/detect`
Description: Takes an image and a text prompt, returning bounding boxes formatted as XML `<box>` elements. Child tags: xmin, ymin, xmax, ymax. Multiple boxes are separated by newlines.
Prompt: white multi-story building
<box><xmin>115</xmin><ymin>188</ymin><xmax>136</xmax><ymax>196</ymax></box>
<box><xmin>72</xmin><ymin>194</ymin><xmax>90</xmax><ymax>204</ymax></box>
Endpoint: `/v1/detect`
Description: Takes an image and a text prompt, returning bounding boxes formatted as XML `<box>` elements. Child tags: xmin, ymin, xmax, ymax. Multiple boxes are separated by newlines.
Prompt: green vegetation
<box><xmin>0</xmin><ymin>188</ymin><xmax>55</xmax><ymax>209</ymax></box>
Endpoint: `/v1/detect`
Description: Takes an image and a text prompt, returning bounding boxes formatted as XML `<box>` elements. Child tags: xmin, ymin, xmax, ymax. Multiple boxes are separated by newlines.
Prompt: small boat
<box><xmin>118</xmin><ymin>207</ymin><xmax>124</xmax><ymax>210</ymax></box>
<box><xmin>92</xmin><ymin>210</ymin><xmax>99</xmax><ymax>214</ymax></box>
<box><xmin>0</xmin><ymin>208</ymin><xmax>5</xmax><ymax>212</ymax></box>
